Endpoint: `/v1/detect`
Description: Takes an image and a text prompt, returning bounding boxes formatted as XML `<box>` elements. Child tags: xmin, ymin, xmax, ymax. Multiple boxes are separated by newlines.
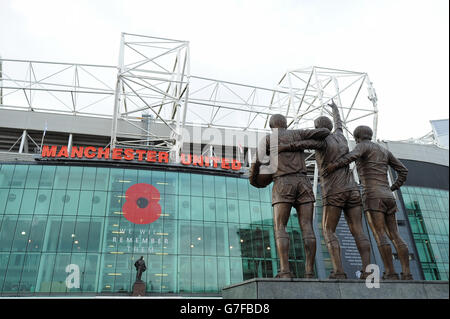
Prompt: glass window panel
<box><xmin>63</xmin><ymin>190</ymin><xmax>80</xmax><ymax>216</ymax></box>
<box><xmin>162</xmin><ymin>219</ymin><xmax>177</xmax><ymax>255</ymax></box>
<box><xmin>83</xmin><ymin>254</ymin><xmax>99</xmax><ymax>292</ymax></box>
<box><xmin>191</xmin><ymin>196</ymin><xmax>203</xmax><ymax>221</ymax></box>
<box><xmin>190</xmin><ymin>222</ymin><xmax>204</xmax><ymax>255</ymax></box>
<box><xmin>51</xmin><ymin>254</ymin><xmax>71</xmax><ymax>293</ymax></box>
<box><xmin>250</xmin><ymin>201</ymin><xmax>262</xmax><ymax>225</ymax></box>
<box><xmin>214</xmin><ymin>176</ymin><xmax>226</xmax><ymax>198</ymax></box>
<box><xmin>100</xmin><ymin>253</ymin><xmax>116</xmax><ymax>293</ymax></box>
<box><xmin>230</xmin><ymin>257</ymin><xmax>243</xmax><ymax>284</ymax></box>
<box><xmin>87</xmin><ymin>218</ymin><xmax>103</xmax><ymax>252</ymax></box>
<box><xmin>178</xmin><ymin>256</ymin><xmax>191</xmax><ymax>293</ymax></box>
<box><xmin>0</xmin><ymin>216</ymin><xmax>18</xmax><ymax>251</ymax></box>
<box><xmin>227</xmin><ymin>199</ymin><xmax>239</xmax><ymax>223</ymax></box>
<box><xmin>147</xmin><ymin>254</ymin><xmax>162</xmax><ymax>293</ymax></box>
<box><xmin>137</xmin><ymin>169</ymin><xmax>151</xmax><ymax>184</ymax></box>
<box><xmin>0</xmin><ymin>189</ymin><xmax>8</xmax><ymax>213</ymax></box>
<box><xmin>95</xmin><ymin>168</ymin><xmax>110</xmax><ymax>191</ymax></box>
<box><xmin>107</xmin><ymin>192</ymin><xmax>123</xmax><ymax>217</ymax></box>
<box><xmin>0</xmin><ymin>253</ymin><xmax>10</xmax><ymax>293</ymax></box>
<box><xmin>35</xmin><ymin>253</ymin><xmax>55</xmax><ymax>292</ymax></box>
<box><xmin>204</xmin><ymin>222</ymin><xmax>217</xmax><ymax>256</ymax></box>
<box><xmin>18</xmin><ymin>253</ymin><xmax>41</xmax><ymax>293</ymax></box>
<box><xmin>44</xmin><ymin>218</ymin><xmax>61</xmax><ymax>251</ymax></box>
<box><xmin>259</xmin><ymin>185</ymin><xmax>271</xmax><ymax>203</ymax></box>
<box><xmin>204</xmin><ymin>256</ymin><xmax>218</xmax><ymax>292</ymax></box>
<box><xmin>53</xmin><ymin>166</ymin><xmax>69</xmax><ymax>190</ymax></box>
<box><xmin>92</xmin><ymin>191</ymin><xmax>107</xmax><ymax>216</ymax></box>
<box><xmin>5</xmin><ymin>188</ymin><xmax>24</xmax><ymax>215</ymax></box>
<box><xmin>242</xmin><ymin>258</ymin><xmax>256</xmax><ymax>280</ymax></box>
<box><xmin>203</xmin><ymin>197</ymin><xmax>216</xmax><ymax>222</ymax></box>
<box><xmin>57</xmin><ymin>219</ymin><xmax>76</xmax><ymax>252</ymax></box>
<box><xmin>215</xmin><ymin>223</ymin><xmax>229</xmax><ymax>256</ymax></box>
<box><xmin>71</xmin><ymin>218</ymin><xmax>90</xmax><ymax>252</ymax></box>
<box><xmin>202</xmin><ymin>175</ymin><xmax>214</xmax><ymax>197</ymax></box>
<box><xmin>27</xmin><ymin>216</ymin><xmax>47</xmax><ymax>252</ymax></box>
<box><xmin>10</xmin><ymin>165</ymin><xmax>28</xmax><ymax>188</ymax></box>
<box><xmin>11</xmin><ymin>216</ymin><xmax>32</xmax><ymax>251</ymax></box>
<box><xmin>226</xmin><ymin>177</ymin><xmax>238</xmax><ymax>199</ymax></box>
<box><xmin>215</xmin><ymin>198</ymin><xmax>227</xmax><ymax>223</ymax></box>
<box><xmin>34</xmin><ymin>189</ymin><xmax>52</xmax><ymax>215</ymax></box>
<box><xmin>164</xmin><ymin>194</ymin><xmax>177</xmax><ymax>220</ymax></box>
<box><xmin>178</xmin><ymin>196</ymin><xmax>190</xmax><ymax>220</ymax></box>
<box><xmin>165</xmin><ymin>172</ymin><xmax>178</xmax><ymax>195</ymax></box>
<box><xmin>2</xmin><ymin>253</ymin><xmax>25</xmax><ymax>293</ymax></box>
<box><xmin>178</xmin><ymin>173</ymin><xmax>190</xmax><ymax>196</ymax></box>
<box><xmin>39</xmin><ymin>166</ymin><xmax>56</xmax><ymax>189</ymax></box>
<box><xmin>228</xmin><ymin>224</ymin><xmax>242</xmax><ymax>257</ymax></box>
<box><xmin>109</xmin><ymin>168</ymin><xmax>124</xmax><ymax>192</ymax></box>
<box><xmin>161</xmin><ymin>254</ymin><xmax>177</xmax><ymax>293</ymax></box>
<box><xmin>78</xmin><ymin>191</ymin><xmax>93</xmax><ymax>216</ymax></box>
<box><xmin>191</xmin><ymin>256</ymin><xmax>205</xmax><ymax>293</ymax></box>
<box><xmin>81</xmin><ymin>167</ymin><xmax>97</xmax><ymax>190</ymax></box>
<box><xmin>264</xmin><ymin>226</ymin><xmax>277</xmax><ymax>259</ymax></box>
<box><xmin>24</xmin><ymin>166</ymin><xmax>42</xmax><ymax>188</ymax></box>
<box><xmin>110</xmin><ymin>253</ymin><xmax>132</xmax><ymax>293</ymax></box>
<box><xmin>217</xmin><ymin>257</ymin><xmax>230</xmax><ymax>289</ymax></box>
<box><xmin>191</xmin><ymin>174</ymin><xmax>202</xmax><ymax>197</ymax></box>
<box><xmin>66</xmin><ymin>166</ymin><xmax>82</xmax><ymax>190</ymax></box>
<box><xmin>239</xmin><ymin>200</ymin><xmax>251</xmax><ymax>224</ymax></box>
<box><xmin>178</xmin><ymin>220</ymin><xmax>191</xmax><ymax>255</ymax></box>
<box><xmin>239</xmin><ymin>227</ymin><xmax>252</xmax><ymax>258</ymax></box>
<box><xmin>149</xmin><ymin>218</ymin><xmax>164</xmax><ymax>255</ymax></box>
<box><xmin>49</xmin><ymin>190</ymin><xmax>66</xmax><ymax>215</ymax></box>
<box><xmin>0</xmin><ymin>165</ymin><xmax>15</xmax><ymax>188</ymax></box>
<box><xmin>252</xmin><ymin>226</ymin><xmax>265</xmax><ymax>258</ymax></box>
<box><xmin>151</xmin><ymin>170</ymin><xmax>165</xmax><ymax>194</ymax></box>
<box><xmin>19</xmin><ymin>189</ymin><xmax>38</xmax><ymax>214</ymax></box>
<box><xmin>249</xmin><ymin>183</ymin><xmax>260</xmax><ymax>201</ymax></box>
<box><xmin>261</xmin><ymin>204</ymin><xmax>273</xmax><ymax>225</ymax></box>
<box><xmin>237</xmin><ymin>178</ymin><xmax>249</xmax><ymax>200</ymax></box>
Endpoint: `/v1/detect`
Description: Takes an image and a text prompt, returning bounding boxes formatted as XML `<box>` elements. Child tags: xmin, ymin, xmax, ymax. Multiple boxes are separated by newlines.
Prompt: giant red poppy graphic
<box><xmin>122</xmin><ymin>183</ymin><xmax>161</xmax><ymax>224</ymax></box>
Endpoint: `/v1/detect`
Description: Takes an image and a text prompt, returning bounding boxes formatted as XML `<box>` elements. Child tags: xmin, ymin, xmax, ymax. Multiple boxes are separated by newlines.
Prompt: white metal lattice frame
<box><xmin>0</xmin><ymin>33</ymin><xmax>378</xmax><ymax>167</ymax></box>
<box><xmin>111</xmin><ymin>33</ymin><xmax>190</xmax><ymax>160</ymax></box>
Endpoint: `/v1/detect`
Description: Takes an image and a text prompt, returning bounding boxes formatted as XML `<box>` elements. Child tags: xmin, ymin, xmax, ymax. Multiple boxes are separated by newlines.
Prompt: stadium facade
<box><xmin>0</xmin><ymin>34</ymin><xmax>448</xmax><ymax>297</ymax></box>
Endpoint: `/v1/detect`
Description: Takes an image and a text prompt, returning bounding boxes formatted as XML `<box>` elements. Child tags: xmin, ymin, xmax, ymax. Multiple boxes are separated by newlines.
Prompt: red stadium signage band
<box><xmin>40</xmin><ymin>145</ymin><xmax>242</xmax><ymax>171</ymax></box>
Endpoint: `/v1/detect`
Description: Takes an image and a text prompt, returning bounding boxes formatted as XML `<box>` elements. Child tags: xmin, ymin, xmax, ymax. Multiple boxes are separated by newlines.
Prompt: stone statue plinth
<box><xmin>132</xmin><ymin>281</ymin><xmax>146</xmax><ymax>296</ymax></box>
<box><xmin>222</xmin><ymin>278</ymin><xmax>449</xmax><ymax>299</ymax></box>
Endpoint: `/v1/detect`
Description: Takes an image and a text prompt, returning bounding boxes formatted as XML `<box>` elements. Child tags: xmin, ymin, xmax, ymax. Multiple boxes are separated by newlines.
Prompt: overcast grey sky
<box><xmin>0</xmin><ymin>0</ymin><xmax>448</xmax><ymax>141</ymax></box>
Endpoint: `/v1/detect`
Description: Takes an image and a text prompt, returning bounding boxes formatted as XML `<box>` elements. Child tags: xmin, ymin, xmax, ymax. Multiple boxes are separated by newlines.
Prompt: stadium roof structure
<box><xmin>396</xmin><ymin>119</ymin><xmax>449</xmax><ymax>149</ymax></box>
<box><xmin>0</xmin><ymin>33</ymin><xmax>379</xmax><ymax>162</ymax></box>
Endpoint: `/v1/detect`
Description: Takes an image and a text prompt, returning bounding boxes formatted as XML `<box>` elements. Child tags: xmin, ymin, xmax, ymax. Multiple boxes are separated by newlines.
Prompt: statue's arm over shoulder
<box><xmin>388</xmin><ymin>151</ymin><xmax>408</xmax><ymax>191</ymax></box>
<box><xmin>281</xmin><ymin>139</ymin><xmax>326</xmax><ymax>152</ymax></box>
<box><xmin>292</xmin><ymin>128</ymin><xmax>330</xmax><ymax>141</ymax></box>
<box><xmin>334</xmin><ymin>143</ymin><xmax>366</xmax><ymax>169</ymax></box>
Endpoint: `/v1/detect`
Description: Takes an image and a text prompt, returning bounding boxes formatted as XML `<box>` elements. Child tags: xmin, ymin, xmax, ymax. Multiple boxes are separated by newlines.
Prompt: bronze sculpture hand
<box><xmin>328</xmin><ymin>99</ymin><xmax>338</xmax><ymax>108</ymax></box>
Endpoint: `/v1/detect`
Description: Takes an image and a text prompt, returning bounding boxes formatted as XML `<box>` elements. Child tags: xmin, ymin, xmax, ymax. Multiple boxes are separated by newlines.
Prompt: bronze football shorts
<box><xmin>272</xmin><ymin>173</ymin><xmax>315</xmax><ymax>206</ymax></box>
<box><xmin>363</xmin><ymin>197</ymin><xmax>398</xmax><ymax>215</ymax></box>
<box><xmin>323</xmin><ymin>190</ymin><xmax>362</xmax><ymax>209</ymax></box>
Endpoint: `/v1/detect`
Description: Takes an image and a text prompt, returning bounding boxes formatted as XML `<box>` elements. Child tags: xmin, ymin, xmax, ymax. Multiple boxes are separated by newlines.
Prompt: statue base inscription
<box><xmin>132</xmin><ymin>281</ymin><xmax>146</xmax><ymax>296</ymax></box>
<box><xmin>222</xmin><ymin>278</ymin><xmax>449</xmax><ymax>299</ymax></box>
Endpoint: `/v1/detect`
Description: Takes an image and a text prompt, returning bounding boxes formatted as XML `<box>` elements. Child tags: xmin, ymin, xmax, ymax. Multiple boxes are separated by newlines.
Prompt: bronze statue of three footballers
<box><xmin>249</xmin><ymin>100</ymin><xmax>413</xmax><ymax>280</ymax></box>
